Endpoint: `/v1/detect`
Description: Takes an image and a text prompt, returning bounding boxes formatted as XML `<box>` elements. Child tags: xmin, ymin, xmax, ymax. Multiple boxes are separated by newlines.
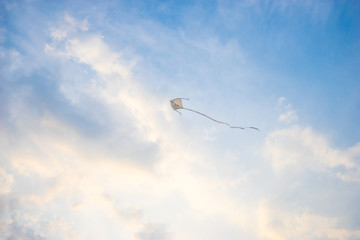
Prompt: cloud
<box><xmin>2</xmin><ymin>6</ymin><xmax>359</xmax><ymax>240</ymax></box>
<box><xmin>135</xmin><ymin>223</ymin><xmax>171</xmax><ymax>240</ymax></box>
<box><xmin>272</xmin><ymin>0</ymin><xmax>334</xmax><ymax>23</ymax></box>
<box><xmin>0</xmin><ymin>10</ymin><xmax>175</xmax><ymax>195</ymax></box>
<box><xmin>6</xmin><ymin>226</ymin><xmax>46</xmax><ymax>240</ymax></box>
<box><xmin>0</xmin><ymin>169</ymin><xmax>13</xmax><ymax>195</ymax></box>
<box><xmin>0</xmin><ymin>194</ymin><xmax>19</xmax><ymax>217</ymax></box>
<box><xmin>45</xmin><ymin>14</ymin><xmax>171</xmax><ymax>145</ymax></box>
<box><xmin>277</xmin><ymin>97</ymin><xmax>297</xmax><ymax>124</ymax></box>
<box><xmin>257</xmin><ymin>201</ymin><xmax>360</xmax><ymax>240</ymax></box>
<box><xmin>264</xmin><ymin>125</ymin><xmax>360</xmax><ymax>182</ymax></box>
<box><xmin>49</xmin><ymin>12</ymin><xmax>89</xmax><ymax>41</ymax></box>
<box><xmin>1</xmin><ymin>13</ymin><xmax>191</xmax><ymax>239</ymax></box>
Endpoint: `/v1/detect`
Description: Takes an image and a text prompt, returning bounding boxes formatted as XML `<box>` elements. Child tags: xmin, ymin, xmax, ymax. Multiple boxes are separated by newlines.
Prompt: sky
<box><xmin>1</xmin><ymin>0</ymin><xmax>360</xmax><ymax>239</ymax></box>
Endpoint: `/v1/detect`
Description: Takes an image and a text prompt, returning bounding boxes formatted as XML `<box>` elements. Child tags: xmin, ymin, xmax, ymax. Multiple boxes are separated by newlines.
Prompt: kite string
<box><xmin>181</xmin><ymin>107</ymin><xmax>259</xmax><ymax>131</ymax></box>
<box><xmin>182</xmin><ymin>107</ymin><xmax>244</xmax><ymax>129</ymax></box>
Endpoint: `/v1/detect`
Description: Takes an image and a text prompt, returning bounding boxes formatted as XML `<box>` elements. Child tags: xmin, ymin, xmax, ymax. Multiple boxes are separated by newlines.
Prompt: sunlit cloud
<box><xmin>264</xmin><ymin>125</ymin><xmax>360</xmax><ymax>181</ymax></box>
<box><xmin>257</xmin><ymin>200</ymin><xmax>360</xmax><ymax>240</ymax></box>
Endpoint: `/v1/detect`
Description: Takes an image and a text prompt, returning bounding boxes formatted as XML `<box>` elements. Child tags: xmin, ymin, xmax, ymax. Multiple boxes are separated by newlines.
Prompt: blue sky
<box><xmin>1</xmin><ymin>0</ymin><xmax>360</xmax><ymax>239</ymax></box>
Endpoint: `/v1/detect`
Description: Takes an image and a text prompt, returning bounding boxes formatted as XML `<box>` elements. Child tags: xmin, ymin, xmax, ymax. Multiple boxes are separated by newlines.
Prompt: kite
<box><xmin>170</xmin><ymin>98</ymin><xmax>260</xmax><ymax>131</ymax></box>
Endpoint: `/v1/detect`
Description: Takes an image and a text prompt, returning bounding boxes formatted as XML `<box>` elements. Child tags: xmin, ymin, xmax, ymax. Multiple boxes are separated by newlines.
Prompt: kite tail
<box><xmin>182</xmin><ymin>107</ymin><xmax>259</xmax><ymax>131</ymax></box>
<box><xmin>182</xmin><ymin>108</ymin><xmax>230</xmax><ymax>126</ymax></box>
<box><xmin>227</xmin><ymin>125</ymin><xmax>259</xmax><ymax>131</ymax></box>
<box><xmin>175</xmin><ymin>110</ymin><xmax>182</xmax><ymax>115</ymax></box>
<box><xmin>231</xmin><ymin>126</ymin><xmax>260</xmax><ymax>131</ymax></box>
<box><xmin>248</xmin><ymin>127</ymin><xmax>260</xmax><ymax>131</ymax></box>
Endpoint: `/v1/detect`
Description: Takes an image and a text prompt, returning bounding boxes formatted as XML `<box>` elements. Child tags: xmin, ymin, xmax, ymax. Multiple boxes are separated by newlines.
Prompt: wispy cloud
<box><xmin>277</xmin><ymin>97</ymin><xmax>298</xmax><ymax>124</ymax></box>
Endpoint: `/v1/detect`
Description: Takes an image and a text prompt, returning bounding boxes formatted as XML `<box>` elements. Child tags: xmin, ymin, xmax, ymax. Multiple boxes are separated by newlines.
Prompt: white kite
<box><xmin>170</xmin><ymin>98</ymin><xmax>259</xmax><ymax>131</ymax></box>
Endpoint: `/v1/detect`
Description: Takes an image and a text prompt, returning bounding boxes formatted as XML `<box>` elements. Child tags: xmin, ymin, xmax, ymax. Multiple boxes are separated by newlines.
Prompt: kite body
<box><xmin>170</xmin><ymin>98</ymin><xmax>185</xmax><ymax>114</ymax></box>
<box><xmin>170</xmin><ymin>98</ymin><xmax>259</xmax><ymax>131</ymax></box>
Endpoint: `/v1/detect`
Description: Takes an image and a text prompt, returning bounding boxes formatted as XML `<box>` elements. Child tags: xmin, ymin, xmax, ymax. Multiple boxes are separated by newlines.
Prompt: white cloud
<box><xmin>0</xmin><ymin>169</ymin><xmax>13</xmax><ymax>194</ymax></box>
<box><xmin>0</xmin><ymin>48</ymin><xmax>24</xmax><ymax>77</ymax></box>
<box><xmin>65</xmin><ymin>36</ymin><xmax>132</xmax><ymax>77</ymax></box>
<box><xmin>257</xmin><ymin>201</ymin><xmax>360</xmax><ymax>240</ymax></box>
<box><xmin>264</xmin><ymin>125</ymin><xmax>360</xmax><ymax>182</ymax></box>
<box><xmin>2</xmin><ymin>222</ymin><xmax>47</xmax><ymax>240</ymax></box>
<box><xmin>49</xmin><ymin>13</ymin><xmax>89</xmax><ymax>41</ymax></box>
<box><xmin>45</xmin><ymin>18</ymin><xmax>171</xmax><ymax>146</ymax></box>
<box><xmin>277</xmin><ymin>97</ymin><xmax>297</xmax><ymax>124</ymax></box>
<box><xmin>4</xmin><ymin>13</ymin><xmax>252</xmax><ymax>239</ymax></box>
<box><xmin>136</xmin><ymin>223</ymin><xmax>171</xmax><ymax>240</ymax></box>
